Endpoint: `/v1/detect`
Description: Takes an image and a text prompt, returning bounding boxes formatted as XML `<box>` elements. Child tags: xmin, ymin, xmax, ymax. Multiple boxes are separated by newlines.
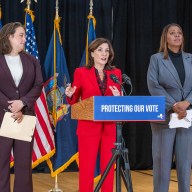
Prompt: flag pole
<box><xmin>0</xmin><ymin>0</ymin><xmax>2</xmax><ymax>29</ymax></box>
<box><xmin>0</xmin><ymin>1</ymin><xmax>2</xmax><ymax>20</ymax></box>
<box><xmin>48</xmin><ymin>0</ymin><xmax>63</xmax><ymax>192</ymax></box>
<box><xmin>85</xmin><ymin>0</ymin><xmax>94</xmax><ymax>65</ymax></box>
<box><xmin>21</xmin><ymin>0</ymin><xmax>58</xmax><ymax>191</ymax></box>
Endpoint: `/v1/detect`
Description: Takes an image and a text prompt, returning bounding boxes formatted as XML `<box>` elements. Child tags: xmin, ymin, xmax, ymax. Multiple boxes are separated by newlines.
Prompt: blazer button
<box><xmin>16</xmin><ymin>90</ymin><xmax>19</xmax><ymax>94</ymax></box>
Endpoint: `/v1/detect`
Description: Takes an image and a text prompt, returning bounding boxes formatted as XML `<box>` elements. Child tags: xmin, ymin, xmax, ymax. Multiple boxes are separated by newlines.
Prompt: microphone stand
<box><xmin>122</xmin><ymin>82</ymin><xmax>132</xmax><ymax>96</ymax></box>
<box><xmin>94</xmin><ymin>83</ymin><xmax>133</xmax><ymax>192</ymax></box>
<box><xmin>121</xmin><ymin>85</ymin><xmax>127</xmax><ymax>96</ymax></box>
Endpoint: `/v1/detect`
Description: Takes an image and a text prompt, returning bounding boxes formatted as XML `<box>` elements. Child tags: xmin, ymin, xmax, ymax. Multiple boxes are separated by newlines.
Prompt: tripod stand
<box><xmin>94</xmin><ymin>121</ymin><xmax>133</xmax><ymax>192</ymax></box>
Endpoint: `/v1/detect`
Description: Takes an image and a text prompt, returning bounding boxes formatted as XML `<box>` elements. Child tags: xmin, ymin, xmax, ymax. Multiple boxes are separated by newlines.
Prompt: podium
<box><xmin>71</xmin><ymin>96</ymin><xmax>165</xmax><ymax>121</ymax></box>
<box><xmin>71</xmin><ymin>96</ymin><xmax>165</xmax><ymax>192</ymax></box>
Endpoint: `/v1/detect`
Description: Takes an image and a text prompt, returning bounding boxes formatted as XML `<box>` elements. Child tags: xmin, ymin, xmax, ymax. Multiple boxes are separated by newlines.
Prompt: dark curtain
<box><xmin>1</xmin><ymin>0</ymin><xmax>192</xmax><ymax>170</ymax></box>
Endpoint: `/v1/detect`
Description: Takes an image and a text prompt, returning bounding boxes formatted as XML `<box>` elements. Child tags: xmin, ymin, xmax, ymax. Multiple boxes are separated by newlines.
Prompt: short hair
<box><xmin>87</xmin><ymin>37</ymin><xmax>115</xmax><ymax>70</ymax></box>
<box><xmin>0</xmin><ymin>22</ymin><xmax>25</xmax><ymax>55</ymax></box>
<box><xmin>159</xmin><ymin>23</ymin><xmax>184</xmax><ymax>59</ymax></box>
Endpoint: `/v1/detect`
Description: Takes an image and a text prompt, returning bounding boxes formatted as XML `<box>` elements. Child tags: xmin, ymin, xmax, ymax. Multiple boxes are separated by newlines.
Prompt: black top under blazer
<box><xmin>147</xmin><ymin>51</ymin><xmax>192</xmax><ymax>123</ymax></box>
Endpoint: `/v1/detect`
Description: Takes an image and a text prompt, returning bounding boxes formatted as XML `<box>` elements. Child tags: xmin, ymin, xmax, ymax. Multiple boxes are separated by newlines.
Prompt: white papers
<box><xmin>0</xmin><ymin>112</ymin><xmax>36</xmax><ymax>142</ymax></box>
<box><xmin>169</xmin><ymin>109</ymin><xmax>192</xmax><ymax>129</ymax></box>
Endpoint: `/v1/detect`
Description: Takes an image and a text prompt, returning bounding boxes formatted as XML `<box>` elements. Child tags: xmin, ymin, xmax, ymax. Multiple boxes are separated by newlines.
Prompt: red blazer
<box><xmin>67</xmin><ymin>66</ymin><xmax>122</xmax><ymax>136</ymax></box>
<box><xmin>0</xmin><ymin>52</ymin><xmax>43</xmax><ymax>123</ymax></box>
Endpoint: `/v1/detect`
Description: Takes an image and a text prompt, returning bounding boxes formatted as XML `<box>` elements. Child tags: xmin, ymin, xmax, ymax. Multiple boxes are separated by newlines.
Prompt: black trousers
<box><xmin>0</xmin><ymin>136</ymin><xmax>33</xmax><ymax>192</ymax></box>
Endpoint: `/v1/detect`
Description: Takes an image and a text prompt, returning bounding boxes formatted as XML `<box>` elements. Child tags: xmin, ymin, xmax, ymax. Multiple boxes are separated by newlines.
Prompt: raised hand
<box><xmin>109</xmin><ymin>86</ymin><xmax>120</xmax><ymax>96</ymax></box>
<box><xmin>65</xmin><ymin>83</ymin><xmax>77</xmax><ymax>98</ymax></box>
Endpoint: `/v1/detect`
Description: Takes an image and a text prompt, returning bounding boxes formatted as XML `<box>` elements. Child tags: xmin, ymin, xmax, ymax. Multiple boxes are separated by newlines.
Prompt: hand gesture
<box><xmin>65</xmin><ymin>83</ymin><xmax>76</xmax><ymax>98</ymax></box>
<box><xmin>109</xmin><ymin>86</ymin><xmax>120</xmax><ymax>96</ymax></box>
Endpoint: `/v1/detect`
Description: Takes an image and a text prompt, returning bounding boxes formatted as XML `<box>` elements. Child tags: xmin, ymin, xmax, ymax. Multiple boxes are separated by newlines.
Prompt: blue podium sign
<box><xmin>93</xmin><ymin>96</ymin><xmax>165</xmax><ymax>121</ymax></box>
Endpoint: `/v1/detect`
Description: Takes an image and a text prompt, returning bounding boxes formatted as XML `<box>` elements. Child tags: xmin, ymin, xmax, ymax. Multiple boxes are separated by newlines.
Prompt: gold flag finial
<box><xmin>54</xmin><ymin>0</ymin><xmax>62</xmax><ymax>43</ymax></box>
<box><xmin>89</xmin><ymin>0</ymin><xmax>93</xmax><ymax>16</ymax></box>
<box><xmin>55</xmin><ymin>0</ymin><xmax>59</xmax><ymax>20</ymax></box>
<box><xmin>20</xmin><ymin>0</ymin><xmax>37</xmax><ymax>10</ymax></box>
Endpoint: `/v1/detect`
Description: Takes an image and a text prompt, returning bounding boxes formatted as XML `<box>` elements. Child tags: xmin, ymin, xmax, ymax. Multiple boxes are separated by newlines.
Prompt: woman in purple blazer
<box><xmin>0</xmin><ymin>22</ymin><xmax>43</xmax><ymax>192</ymax></box>
<box><xmin>65</xmin><ymin>38</ymin><xmax>122</xmax><ymax>192</ymax></box>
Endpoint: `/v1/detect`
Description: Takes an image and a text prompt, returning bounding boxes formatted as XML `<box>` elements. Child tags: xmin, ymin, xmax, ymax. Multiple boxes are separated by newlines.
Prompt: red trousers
<box><xmin>78</xmin><ymin>131</ymin><xmax>116</xmax><ymax>192</ymax></box>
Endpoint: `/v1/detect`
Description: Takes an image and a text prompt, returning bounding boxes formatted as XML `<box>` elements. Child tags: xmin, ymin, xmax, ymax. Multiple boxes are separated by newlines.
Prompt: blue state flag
<box><xmin>79</xmin><ymin>15</ymin><xmax>96</xmax><ymax>66</ymax></box>
<box><xmin>0</xmin><ymin>7</ymin><xmax>2</xmax><ymax>29</ymax></box>
<box><xmin>79</xmin><ymin>14</ymin><xmax>100</xmax><ymax>182</ymax></box>
<box><xmin>0</xmin><ymin>19</ymin><xmax>2</xmax><ymax>29</ymax></box>
<box><xmin>44</xmin><ymin>21</ymin><xmax>78</xmax><ymax>176</ymax></box>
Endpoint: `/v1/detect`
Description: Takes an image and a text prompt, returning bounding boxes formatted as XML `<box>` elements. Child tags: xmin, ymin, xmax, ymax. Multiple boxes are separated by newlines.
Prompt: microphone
<box><xmin>110</xmin><ymin>73</ymin><xmax>127</xmax><ymax>96</ymax></box>
<box><xmin>110</xmin><ymin>74</ymin><xmax>120</xmax><ymax>84</ymax></box>
<box><xmin>122</xmin><ymin>73</ymin><xmax>132</xmax><ymax>95</ymax></box>
<box><xmin>122</xmin><ymin>74</ymin><xmax>132</xmax><ymax>85</ymax></box>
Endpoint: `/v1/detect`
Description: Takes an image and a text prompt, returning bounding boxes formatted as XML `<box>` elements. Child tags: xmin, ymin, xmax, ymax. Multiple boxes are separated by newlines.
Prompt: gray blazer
<box><xmin>147</xmin><ymin>51</ymin><xmax>192</xmax><ymax>122</ymax></box>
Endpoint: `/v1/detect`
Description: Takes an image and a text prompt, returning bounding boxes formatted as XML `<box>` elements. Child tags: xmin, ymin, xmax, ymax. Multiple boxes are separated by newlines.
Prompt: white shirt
<box><xmin>5</xmin><ymin>55</ymin><xmax>23</xmax><ymax>87</ymax></box>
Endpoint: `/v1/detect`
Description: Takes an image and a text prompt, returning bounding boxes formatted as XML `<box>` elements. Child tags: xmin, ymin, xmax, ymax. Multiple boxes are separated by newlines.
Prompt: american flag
<box><xmin>24</xmin><ymin>11</ymin><xmax>55</xmax><ymax>167</ymax></box>
<box><xmin>25</xmin><ymin>12</ymin><xmax>39</xmax><ymax>60</ymax></box>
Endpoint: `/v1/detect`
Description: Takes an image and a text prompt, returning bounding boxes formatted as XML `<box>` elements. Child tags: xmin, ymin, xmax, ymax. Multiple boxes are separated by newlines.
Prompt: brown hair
<box><xmin>159</xmin><ymin>23</ymin><xmax>184</xmax><ymax>59</ymax></box>
<box><xmin>0</xmin><ymin>22</ymin><xmax>25</xmax><ymax>54</ymax></box>
<box><xmin>86</xmin><ymin>37</ymin><xmax>115</xmax><ymax>70</ymax></box>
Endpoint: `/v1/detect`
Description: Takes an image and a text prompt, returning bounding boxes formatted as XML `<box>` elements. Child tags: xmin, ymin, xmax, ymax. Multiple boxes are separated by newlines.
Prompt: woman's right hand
<box><xmin>11</xmin><ymin>111</ymin><xmax>23</xmax><ymax>123</ymax></box>
<box><xmin>65</xmin><ymin>83</ymin><xmax>76</xmax><ymax>98</ymax></box>
<box><xmin>177</xmin><ymin>110</ymin><xmax>187</xmax><ymax>120</ymax></box>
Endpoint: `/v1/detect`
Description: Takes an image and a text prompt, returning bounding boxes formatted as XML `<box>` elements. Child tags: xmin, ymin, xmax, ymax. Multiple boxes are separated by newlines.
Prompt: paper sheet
<box><xmin>0</xmin><ymin>112</ymin><xmax>36</xmax><ymax>142</ymax></box>
<box><xmin>169</xmin><ymin>109</ymin><xmax>192</xmax><ymax>129</ymax></box>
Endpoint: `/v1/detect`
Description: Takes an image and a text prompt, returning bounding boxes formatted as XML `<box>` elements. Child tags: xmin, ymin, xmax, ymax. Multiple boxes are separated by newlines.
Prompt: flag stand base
<box><xmin>48</xmin><ymin>175</ymin><xmax>63</xmax><ymax>192</ymax></box>
<box><xmin>48</xmin><ymin>189</ymin><xmax>63</xmax><ymax>192</ymax></box>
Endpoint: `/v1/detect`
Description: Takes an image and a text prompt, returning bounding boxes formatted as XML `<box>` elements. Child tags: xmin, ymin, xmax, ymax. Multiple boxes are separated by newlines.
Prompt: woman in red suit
<box><xmin>0</xmin><ymin>22</ymin><xmax>43</xmax><ymax>192</ymax></box>
<box><xmin>65</xmin><ymin>38</ymin><xmax>122</xmax><ymax>192</ymax></box>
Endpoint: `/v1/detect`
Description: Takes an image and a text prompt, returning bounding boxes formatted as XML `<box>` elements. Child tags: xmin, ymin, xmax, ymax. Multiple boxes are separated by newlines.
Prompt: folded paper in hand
<box><xmin>0</xmin><ymin>112</ymin><xmax>36</xmax><ymax>142</ymax></box>
<box><xmin>169</xmin><ymin>109</ymin><xmax>192</xmax><ymax>129</ymax></box>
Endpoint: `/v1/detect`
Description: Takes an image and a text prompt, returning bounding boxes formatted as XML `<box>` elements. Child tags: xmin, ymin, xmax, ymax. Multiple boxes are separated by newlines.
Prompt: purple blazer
<box><xmin>0</xmin><ymin>52</ymin><xmax>43</xmax><ymax>123</ymax></box>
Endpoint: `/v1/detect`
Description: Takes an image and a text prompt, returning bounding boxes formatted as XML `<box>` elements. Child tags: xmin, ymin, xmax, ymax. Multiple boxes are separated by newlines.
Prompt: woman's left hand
<box><xmin>109</xmin><ymin>86</ymin><xmax>120</xmax><ymax>96</ymax></box>
<box><xmin>173</xmin><ymin>100</ymin><xmax>190</xmax><ymax>113</ymax></box>
<box><xmin>8</xmin><ymin>100</ymin><xmax>25</xmax><ymax>113</ymax></box>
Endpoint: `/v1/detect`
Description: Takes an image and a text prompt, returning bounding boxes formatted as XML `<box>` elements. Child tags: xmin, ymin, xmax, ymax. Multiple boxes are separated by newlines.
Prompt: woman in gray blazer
<box><xmin>147</xmin><ymin>23</ymin><xmax>192</xmax><ymax>192</ymax></box>
<box><xmin>0</xmin><ymin>22</ymin><xmax>43</xmax><ymax>192</ymax></box>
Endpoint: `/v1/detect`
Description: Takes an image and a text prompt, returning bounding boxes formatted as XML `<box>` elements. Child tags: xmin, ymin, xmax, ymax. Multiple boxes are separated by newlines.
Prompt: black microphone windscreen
<box><xmin>122</xmin><ymin>74</ymin><xmax>132</xmax><ymax>85</ymax></box>
<box><xmin>110</xmin><ymin>74</ymin><xmax>120</xmax><ymax>84</ymax></box>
